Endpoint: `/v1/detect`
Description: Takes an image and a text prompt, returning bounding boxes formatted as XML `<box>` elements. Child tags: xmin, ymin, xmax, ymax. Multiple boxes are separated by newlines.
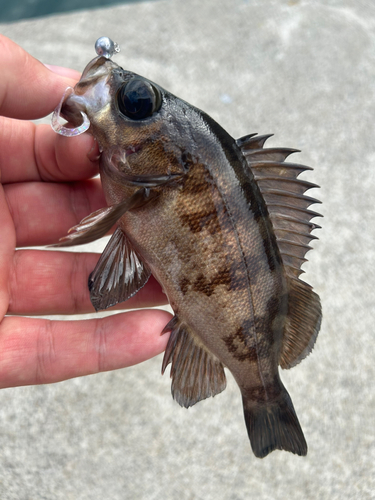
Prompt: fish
<box><xmin>52</xmin><ymin>38</ymin><xmax>322</xmax><ymax>458</ymax></box>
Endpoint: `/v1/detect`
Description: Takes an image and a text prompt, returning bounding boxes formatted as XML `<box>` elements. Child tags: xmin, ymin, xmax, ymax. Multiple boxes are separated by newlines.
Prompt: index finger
<box><xmin>0</xmin><ymin>36</ymin><xmax>101</xmax><ymax>183</ymax></box>
<box><xmin>0</xmin><ymin>35</ymin><xmax>78</xmax><ymax>119</ymax></box>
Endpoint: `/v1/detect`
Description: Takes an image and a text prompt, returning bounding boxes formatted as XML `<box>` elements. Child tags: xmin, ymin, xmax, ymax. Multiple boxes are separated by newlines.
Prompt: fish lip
<box><xmin>60</xmin><ymin>56</ymin><xmax>115</xmax><ymax>126</ymax></box>
<box><xmin>77</xmin><ymin>55</ymin><xmax>114</xmax><ymax>90</ymax></box>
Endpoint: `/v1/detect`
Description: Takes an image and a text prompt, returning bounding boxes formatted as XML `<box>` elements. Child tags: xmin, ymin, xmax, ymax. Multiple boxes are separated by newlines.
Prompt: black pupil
<box><xmin>118</xmin><ymin>79</ymin><xmax>155</xmax><ymax>120</ymax></box>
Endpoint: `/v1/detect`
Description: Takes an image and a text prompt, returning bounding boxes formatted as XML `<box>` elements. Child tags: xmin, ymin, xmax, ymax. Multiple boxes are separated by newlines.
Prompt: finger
<box><xmin>0</xmin><ymin>35</ymin><xmax>79</xmax><ymax>119</ymax></box>
<box><xmin>0</xmin><ymin>36</ymin><xmax>99</xmax><ymax>183</ymax></box>
<box><xmin>4</xmin><ymin>179</ymin><xmax>106</xmax><ymax>247</ymax></box>
<box><xmin>9</xmin><ymin>250</ymin><xmax>167</xmax><ymax>315</ymax></box>
<box><xmin>0</xmin><ymin>310</ymin><xmax>171</xmax><ymax>388</ymax></box>
<box><xmin>44</xmin><ymin>64</ymin><xmax>81</xmax><ymax>80</ymax></box>
<box><xmin>0</xmin><ymin>118</ymin><xmax>99</xmax><ymax>184</ymax></box>
<box><xmin>0</xmin><ymin>183</ymin><xmax>16</xmax><ymax>319</ymax></box>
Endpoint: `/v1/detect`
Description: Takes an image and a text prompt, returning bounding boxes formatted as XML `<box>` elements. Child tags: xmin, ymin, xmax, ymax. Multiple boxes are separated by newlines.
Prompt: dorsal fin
<box><xmin>236</xmin><ymin>134</ymin><xmax>322</xmax><ymax>368</ymax></box>
<box><xmin>237</xmin><ymin>133</ymin><xmax>274</xmax><ymax>150</ymax></box>
<box><xmin>236</xmin><ymin>134</ymin><xmax>321</xmax><ymax>280</ymax></box>
<box><xmin>243</xmin><ymin>147</ymin><xmax>300</xmax><ymax>163</ymax></box>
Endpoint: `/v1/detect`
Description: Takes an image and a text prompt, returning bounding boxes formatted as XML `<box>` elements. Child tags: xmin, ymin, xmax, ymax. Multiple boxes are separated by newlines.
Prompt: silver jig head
<box><xmin>94</xmin><ymin>37</ymin><xmax>120</xmax><ymax>59</ymax></box>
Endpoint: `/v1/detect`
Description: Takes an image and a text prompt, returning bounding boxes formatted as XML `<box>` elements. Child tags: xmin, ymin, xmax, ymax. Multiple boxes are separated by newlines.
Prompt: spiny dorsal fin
<box><xmin>237</xmin><ymin>134</ymin><xmax>322</xmax><ymax>368</ymax></box>
<box><xmin>243</xmin><ymin>148</ymin><xmax>300</xmax><ymax>163</ymax></box>
<box><xmin>279</xmin><ymin>277</ymin><xmax>322</xmax><ymax>369</ymax></box>
<box><xmin>88</xmin><ymin>227</ymin><xmax>151</xmax><ymax>311</ymax></box>
<box><xmin>161</xmin><ymin>316</ymin><xmax>226</xmax><ymax>408</ymax></box>
<box><xmin>237</xmin><ymin>133</ymin><xmax>273</xmax><ymax>150</ymax></box>
<box><xmin>236</xmin><ymin>134</ymin><xmax>321</xmax><ymax>280</ymax></box>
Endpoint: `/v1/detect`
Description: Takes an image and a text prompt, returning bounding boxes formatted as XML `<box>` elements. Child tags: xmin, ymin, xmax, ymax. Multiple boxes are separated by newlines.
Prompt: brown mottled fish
<box><xmin>52</xmin><ymin>37</ymin><xmax>322</xmax><ymax>458</ymax></box>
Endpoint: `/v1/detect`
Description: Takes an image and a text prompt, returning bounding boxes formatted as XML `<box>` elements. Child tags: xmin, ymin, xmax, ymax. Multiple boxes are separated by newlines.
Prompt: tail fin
<box><xmin>242</xmin><ymin>388</ymin><xmax>307</xmax><ymax>458</ymax></box>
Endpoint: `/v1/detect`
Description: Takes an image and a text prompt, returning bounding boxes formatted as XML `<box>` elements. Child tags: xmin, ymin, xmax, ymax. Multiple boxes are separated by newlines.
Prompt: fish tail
<box><xmin>242</xmin><ymin>387</ymin><xmax>307</xmax><ymax>458</ymax></box>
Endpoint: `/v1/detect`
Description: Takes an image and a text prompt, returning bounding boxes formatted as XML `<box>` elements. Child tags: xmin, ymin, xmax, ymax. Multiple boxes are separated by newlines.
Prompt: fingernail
<box><xmin>44</xmin><ymin>64</ymin><xmax>81</xmax><ymax>80</ymax></box>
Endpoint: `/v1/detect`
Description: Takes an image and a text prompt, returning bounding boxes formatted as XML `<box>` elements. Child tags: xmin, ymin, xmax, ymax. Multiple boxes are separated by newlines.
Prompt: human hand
<box><xmin>0</xmin><ymin>35</ymin><xmax>171</xmax><ymax>388</ymax></box>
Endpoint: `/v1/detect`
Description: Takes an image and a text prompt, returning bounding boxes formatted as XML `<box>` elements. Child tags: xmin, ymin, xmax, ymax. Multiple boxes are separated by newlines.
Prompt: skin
<box><xmin>0</xmin><ymin>35</ymin><xmax>172</xmax><ymax>389</ymax></box>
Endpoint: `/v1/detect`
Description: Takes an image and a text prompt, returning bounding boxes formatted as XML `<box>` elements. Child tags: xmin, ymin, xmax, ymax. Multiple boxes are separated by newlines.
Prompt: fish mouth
<box><xmin>51</xmin><ymin>55</ymin><xmax>115</xmax><ymax>137</ymax></box>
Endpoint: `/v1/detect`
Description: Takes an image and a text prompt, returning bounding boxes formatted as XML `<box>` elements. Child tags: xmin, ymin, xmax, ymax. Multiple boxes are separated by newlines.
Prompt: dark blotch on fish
<box><xmin>179</xmin><ymin>209</ymin><xmax>220</xmax><ymax>234</ymax></box>
<box><xmin>179</xmin><ymin>277</ymin><xmax>190</xmax><ymax>295</ymax></box>
<box><xmin>192</xmin><ymin>266</ymin><xmax>232</xmax><ymax>297</ymax></box>
<box><xmin>223</xmin><ymin>326</ymin><xmax>259</xmax><ymax>363</ymax></box>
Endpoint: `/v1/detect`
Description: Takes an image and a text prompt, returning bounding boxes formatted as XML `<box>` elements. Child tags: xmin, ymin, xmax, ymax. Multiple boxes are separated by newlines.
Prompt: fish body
<box><xmin>55</xmin><ymin>46</ymin><xmax>321</xmax><ymax>458</ymax></box>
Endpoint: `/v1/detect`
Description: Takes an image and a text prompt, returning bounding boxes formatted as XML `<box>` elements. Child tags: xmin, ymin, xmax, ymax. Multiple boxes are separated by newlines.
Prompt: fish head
<box><xmin>58</xmin><ymin>54</ymin><xmax>201</xmax><ymax>182</ymax></box>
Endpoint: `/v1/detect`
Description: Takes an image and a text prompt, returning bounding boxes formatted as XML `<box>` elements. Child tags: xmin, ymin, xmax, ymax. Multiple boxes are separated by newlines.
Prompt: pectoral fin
<box><xmin>53</xmin><ymin>188</ymin><xmax>156</xmax><ymax>247</ymax></box>
<box><xmin>161</xmin><ymin>316</ymin><xmax>227</xmax><ymax>408</ymax></box>
<box><xmin>88</xmin><ymin>227</ymin><xmax>151</xmax><ymax>311</ymax></box>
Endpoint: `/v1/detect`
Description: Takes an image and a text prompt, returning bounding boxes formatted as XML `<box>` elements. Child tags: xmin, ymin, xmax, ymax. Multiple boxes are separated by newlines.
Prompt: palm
<box><xmin>0</xmin><ymin>35</ymin><xmax>170</xmax><ymax>389</ymax></box>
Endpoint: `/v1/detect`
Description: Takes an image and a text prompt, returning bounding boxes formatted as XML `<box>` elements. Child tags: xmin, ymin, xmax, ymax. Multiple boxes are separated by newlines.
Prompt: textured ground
<box><xmin>1</xmin><ymin>0</ymin><xmax>375</xmax><ymax>498</ymax></box>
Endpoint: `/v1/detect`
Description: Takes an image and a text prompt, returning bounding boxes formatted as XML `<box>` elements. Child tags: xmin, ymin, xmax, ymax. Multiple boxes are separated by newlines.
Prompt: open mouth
<box><xmin>51</xmin><ymin>56</ymin><xmax>115</xmax><ymax>138</ymax></box>
<box><xmin>51</xmin><ymin>86</ymin><xmax>91</xmax><ymax>137</ymax></box>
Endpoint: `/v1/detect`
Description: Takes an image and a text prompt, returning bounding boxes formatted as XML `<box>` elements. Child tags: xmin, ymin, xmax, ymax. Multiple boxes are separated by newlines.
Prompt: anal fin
<box><xmin>89</xmin><ymin>227</ymin><xmax>151</xmax><ymax>311</ymax></box>
<box><xmin>162</xmin><ymin>316</ymin><xmax>227</xmax><ymax>408</ymax></box>
<box><xmin>279</xmin><ymin>277</ymin><xmax>322</xmax><ymax>369</ymax></box>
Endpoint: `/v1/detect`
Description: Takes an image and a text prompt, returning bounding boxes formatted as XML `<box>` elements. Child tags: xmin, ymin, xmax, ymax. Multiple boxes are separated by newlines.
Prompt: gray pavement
<box><xmin>1</xmin><ymin>0</ymin><xmax>375</xmax><ymax>498</ymax></box>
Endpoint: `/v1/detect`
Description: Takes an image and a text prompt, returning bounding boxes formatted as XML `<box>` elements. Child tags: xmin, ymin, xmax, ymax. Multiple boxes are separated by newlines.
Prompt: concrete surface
<box><xmin>1</xmin><ymin>0</ymin><xmax>375</xmax><ymax>498</ymax></box>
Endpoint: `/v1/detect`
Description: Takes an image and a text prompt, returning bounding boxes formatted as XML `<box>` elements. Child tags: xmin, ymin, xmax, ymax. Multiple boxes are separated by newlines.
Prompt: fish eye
<box><xmin>117</xmin><ymin>78</ymin><xmax>161</xmax><ymax>120</ymax></box>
